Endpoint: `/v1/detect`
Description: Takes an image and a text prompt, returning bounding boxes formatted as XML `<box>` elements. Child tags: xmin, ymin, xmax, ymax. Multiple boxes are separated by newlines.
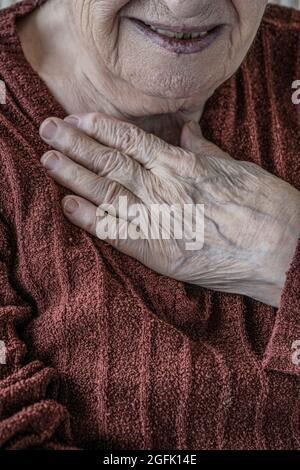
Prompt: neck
<box><xmin>17</xmin><ymin>0</ymin><xmax>204</xmax><ymax>146</ymax></box>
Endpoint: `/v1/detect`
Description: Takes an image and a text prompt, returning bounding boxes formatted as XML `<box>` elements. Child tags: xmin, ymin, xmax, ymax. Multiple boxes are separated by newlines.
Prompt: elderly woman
<box><xmin>0</xmin><ymin>0</ymin><xmax>299</xmax><ymax>450</ymax></box>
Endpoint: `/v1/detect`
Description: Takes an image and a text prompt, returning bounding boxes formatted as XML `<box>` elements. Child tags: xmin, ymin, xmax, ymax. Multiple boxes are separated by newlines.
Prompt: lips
<box><xmin>147</xmin><ymin>25</ymin><xmax>209</xmax><ymax>40</ymax></box>
<box><xmin>128</xmin><ymin>18</ymin><xmax>225</xmax><ymax>55</ymax></box>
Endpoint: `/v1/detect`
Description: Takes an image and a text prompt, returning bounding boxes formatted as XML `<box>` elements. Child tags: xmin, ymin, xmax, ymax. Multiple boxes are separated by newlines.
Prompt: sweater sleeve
<box><xmin>262</xmin><ymin>238</ymin><xmax>300</xmax><ymax>375</ymax></box>
<box><xmin>0</xmin><ymin>215</ymin><xmax>75</xmax><ymax>449</ymax></box>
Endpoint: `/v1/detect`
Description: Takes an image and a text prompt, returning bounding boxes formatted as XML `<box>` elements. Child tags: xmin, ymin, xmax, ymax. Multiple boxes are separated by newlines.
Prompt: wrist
<box><xmin>252</xmin><ymin>194</ymin><xmax>300</xmax><ymax>307</ymax></box>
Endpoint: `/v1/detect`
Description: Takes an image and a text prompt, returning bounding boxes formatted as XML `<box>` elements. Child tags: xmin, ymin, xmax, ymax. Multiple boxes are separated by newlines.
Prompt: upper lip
<box><xmin>128</xmin><ymin>18</ymin><xmax>220</xmax><ymax>34</ymax></box>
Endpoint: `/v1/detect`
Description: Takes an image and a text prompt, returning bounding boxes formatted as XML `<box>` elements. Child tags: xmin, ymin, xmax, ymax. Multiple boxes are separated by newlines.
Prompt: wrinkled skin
<box><xmin>19</xmin><ymin>0</ymin><xmax>268</xmax><ymax>143</ymax></box>
<box><xmin>18</xmin><ymin>0</ymin><xmax>300</xmax><ymax>307</ymax></box>
<box><xmin>39</xmin><ymin>114</ymin><xmax>300</xmax><ymax>307</ymax></box>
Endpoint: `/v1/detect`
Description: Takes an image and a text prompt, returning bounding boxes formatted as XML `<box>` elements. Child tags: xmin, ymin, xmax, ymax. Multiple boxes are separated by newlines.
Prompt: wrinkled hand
<box><xmin>39</xmin><ymin>113</ymin><xmax>300</xmax><ymax>307</ymax></box>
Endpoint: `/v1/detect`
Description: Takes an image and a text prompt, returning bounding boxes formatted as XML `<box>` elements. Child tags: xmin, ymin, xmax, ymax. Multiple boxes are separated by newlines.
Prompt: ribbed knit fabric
<box><xmin>0</xmin><ymin>0</ymin><xmax>299</xmax><ymax>450</ymax></box>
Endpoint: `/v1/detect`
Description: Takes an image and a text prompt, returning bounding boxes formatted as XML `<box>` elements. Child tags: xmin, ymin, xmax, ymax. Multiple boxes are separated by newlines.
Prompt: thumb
<box><xmin>181</xmin><ymin>121</ymin><xmax>232</xmax><ymax>161</ymax></box>
<box><xmin>180</xmin><ymin>121</ymin><xmax>204</xmax><ymax>153</ymax></box>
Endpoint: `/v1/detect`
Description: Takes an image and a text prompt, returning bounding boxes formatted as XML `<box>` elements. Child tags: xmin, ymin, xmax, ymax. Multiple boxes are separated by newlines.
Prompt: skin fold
<box><xmin>17</xmin><ymin>0</ymin><xmax>300</xmax><ymax>307</ymax></box>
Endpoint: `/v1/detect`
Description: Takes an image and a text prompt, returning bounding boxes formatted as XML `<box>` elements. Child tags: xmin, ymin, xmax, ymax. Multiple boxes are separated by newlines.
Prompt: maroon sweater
<box><xmin>0</xmin><ymin>0</ymin><xmax>299</xmax><ymax>450</ymax></box>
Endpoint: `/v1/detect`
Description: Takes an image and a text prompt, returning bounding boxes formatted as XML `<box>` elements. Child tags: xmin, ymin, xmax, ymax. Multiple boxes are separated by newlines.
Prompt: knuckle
<box><xmin>89</xmin><ymin>148</ymin><xmax>109</xmax><ymax>173</ymax></box>
<box><xmin>89</xmin><ymin>180</ymin><xmax>104</xmax><ymax>200</ymax></box>
<box><xmin>115</xmin><ymin>126</ymin><xmax>132</xmax><ymax>148</ymax></box>
<box><xmin>101</xmin><ymin>182</ymin><xmax>125</xmax><ymax>215</ymax></box>
<box><xmin>116</xmin><ymin>124</ymin><xmax>141</xmax><ymax>150</ymax></box>
<box><xmin>85</xmin><ymin>112</ymin><xmax>102</xmax><ymax>132</ymax></box>
<box><xmin>114</xmin><ymin>152</ymin><xmax>133</xmax><ymax>177</ymax></box>
<box><xmin>70</xmin><ymin>164</ymin><xmax>86</xmax><ymax>185</ymax></box>
<box><xmin>65</xmin><ymin>129</ymin><xmax>84</xmax><ymax>155</ymax></box>
<box><xmin>103</xmin><ymin>181</ymin><xmax>121</xmax><ymax>204</ymax></box>
<box><xmin>113</xmin><ymin>150</ymin><xmax>126</xmax><ymax>170</ymax></box>
<box><xmin>98</xmin><ymin>149</ymin><xmax>124</xmax><ymax>176</ymax></box>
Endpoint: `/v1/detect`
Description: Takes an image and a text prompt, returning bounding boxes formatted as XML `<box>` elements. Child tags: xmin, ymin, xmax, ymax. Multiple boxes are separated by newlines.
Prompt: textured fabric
<box><xmin>0</xmin><ymin>0</ymin><xmax>299</xmax><ymax>450</ymax></box>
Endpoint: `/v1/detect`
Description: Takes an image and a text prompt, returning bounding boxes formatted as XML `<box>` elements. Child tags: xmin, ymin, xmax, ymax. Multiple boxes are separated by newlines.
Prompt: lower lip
<box><xmin>128</xmin><ymin>18</ymin><xmax>224</xmax><ymax>55</ymax></box>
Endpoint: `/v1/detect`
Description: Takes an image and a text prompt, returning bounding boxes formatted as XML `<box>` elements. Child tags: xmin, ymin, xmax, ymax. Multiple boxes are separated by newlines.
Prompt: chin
<box><xmin>130</xmin><ymin>70</ymin><xmax>204</xmax><ymax>100</ymax></box>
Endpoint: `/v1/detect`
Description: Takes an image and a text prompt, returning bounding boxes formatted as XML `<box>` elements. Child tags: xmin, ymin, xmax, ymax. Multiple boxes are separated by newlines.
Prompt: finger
<box><xmin>40</xmin><ymin>118</ymin><xmax>115</xmax><ymax>173</ymax></box>
<box><xmin>40</xmin><ymin>117</ymin><xmax>121</xmax><ymax>175</ymax></box>
<box><xmin>39</xmin><ymin>120</ymin><xmax>149</xmax><ymax>202</ymax></box>
<box><xmin>63</xmin><ymin>196</ymin><xmax>99</xmax><ymax>237</ymax></box>
<box><xmin>180</xmin><ymin>121</ymin><xmax>203</xmax><ymax>153</ymax></box>
<box><xmin>63</xmin><ymin>195</ymin><xmax>123</xmax><ymax>239</ymax></box>
<box><xmin>62</xmin><ymin>195</ymin><xmax>149</xmax><ymax>261</ymax></box>
<box><xmin>63</xmin><ymin>112</ymin><xmax>185</xmax><ymax>171</ymax></box>
<box><xmin>40</xmin><ymin>150</ymin><xmax>139</xmax><ymax>219</ymax></box>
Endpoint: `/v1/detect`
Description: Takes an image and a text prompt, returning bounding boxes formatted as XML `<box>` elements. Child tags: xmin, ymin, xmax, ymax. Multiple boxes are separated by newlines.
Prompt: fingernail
<box><xmin>63</xmin><ymin>198</ymin><xmax>79</xmax><ymax>214</ymax></box>
<box><xmin>40</xmin><ymin>120</ymin><xmax>58</xmax><ymax>140</ymax></box>
<box><xmin>41</xmin><ymin>152</ymin><xmax>59</xmax><ymax>170</ymax></box>
<box><xmin>64</xmin><ymin>116</ymin><xmax>80</xmax><ymax>127</ymax></box>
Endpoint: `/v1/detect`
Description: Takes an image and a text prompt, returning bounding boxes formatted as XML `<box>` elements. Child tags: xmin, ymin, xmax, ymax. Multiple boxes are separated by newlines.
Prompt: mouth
<box><xmin>127</xmin><ymin>18</ymin><xmax>225</xmax><ymax>54</ymax></box>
